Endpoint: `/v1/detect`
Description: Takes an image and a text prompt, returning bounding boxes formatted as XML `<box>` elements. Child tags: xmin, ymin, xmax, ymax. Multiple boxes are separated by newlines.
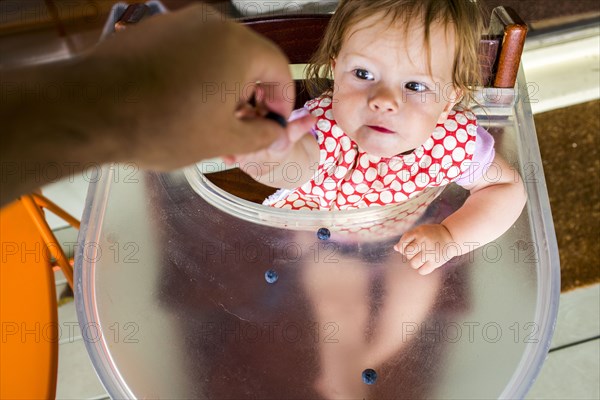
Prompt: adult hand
<box><xmin>1</xmin><ymin>4</ymin><xmax>294</xmax><ymax>205</ymax></box>
<box><xmin>226</xmin><ymin>105</ymin><xmax>317</xmax><ymax>188</ymax></box>
<box><xmin>92</xmin><ymin>4</ymin><xmax>294</xmax><ymax>170</ymax></box>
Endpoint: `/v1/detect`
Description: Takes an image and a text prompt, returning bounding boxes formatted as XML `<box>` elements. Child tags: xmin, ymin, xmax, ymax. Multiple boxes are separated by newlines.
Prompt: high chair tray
<box><xmin>75</xmin><ymin>66</ymin><xmax>559</xmax><ymax>399</ymax></box>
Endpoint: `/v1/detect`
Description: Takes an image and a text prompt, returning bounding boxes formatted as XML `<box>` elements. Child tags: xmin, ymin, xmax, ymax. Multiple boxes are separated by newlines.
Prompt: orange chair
<box><xmin>0</xmin><ymin>195</ymin><xmax>79</xmax><ymax>399</ymax></box>
<box><xmin>20</xmin><ymin>193</ymin><xmax>79</xmax><ymax>289</ymax></box>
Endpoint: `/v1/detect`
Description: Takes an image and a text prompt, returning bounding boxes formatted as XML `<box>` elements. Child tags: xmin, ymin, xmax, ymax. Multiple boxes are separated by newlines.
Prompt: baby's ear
<box><xmin>437</xmin><ymin>102</ymin><xmax>455</xmax><ymax>124</ymax></box>
<box><xmin>330</xmin><ymin>57</ymin><xmax>337</xmax><ymax>69</ymax></box>
<box><xmin>437</xmin><ymin>88</ymin><xmax>463</xmax><ymax>124</ymax></box>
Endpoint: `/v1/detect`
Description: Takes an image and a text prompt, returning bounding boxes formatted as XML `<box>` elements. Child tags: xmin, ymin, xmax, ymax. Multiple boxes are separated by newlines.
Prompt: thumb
<box><xmin>229</xmin><ymin>117</ymin><xmax>286</xmax><ymax>155</ymax></box>
<box><xmin>287</xmin><ymin>113</ymin><xmax>317</xmax><ymax>143</ymax></box>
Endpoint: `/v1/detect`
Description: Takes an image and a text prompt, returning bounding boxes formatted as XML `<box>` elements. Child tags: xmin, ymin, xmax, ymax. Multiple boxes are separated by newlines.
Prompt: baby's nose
<box><xmin>368</xmin><ymin>89</ymin><xmax>399</xmax><ymax>113</ymax></box>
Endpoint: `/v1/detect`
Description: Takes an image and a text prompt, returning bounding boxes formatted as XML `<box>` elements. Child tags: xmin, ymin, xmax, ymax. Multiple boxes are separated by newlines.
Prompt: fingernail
<box><xmin>288</xmin><ymin>108</ymin><xmax>310</xmax><ymax>122</ymax></box>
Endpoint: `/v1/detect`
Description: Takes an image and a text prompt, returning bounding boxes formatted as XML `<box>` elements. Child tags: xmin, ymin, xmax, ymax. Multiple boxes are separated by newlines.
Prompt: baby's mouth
<box><xmin>367</xmin><ymin>125</ymin><xmax>395</xmax><ymax>134</ymax></box>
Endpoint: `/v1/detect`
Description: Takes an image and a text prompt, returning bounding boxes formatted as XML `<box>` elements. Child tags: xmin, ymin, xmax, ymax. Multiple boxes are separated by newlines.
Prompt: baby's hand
<box><xmin>224</xmin><ymin>108</ymin><xmax>316</xmax><ymax>186</ymax></box>
<box><xmin>223</xmin><ymin>110</ymin><xmax>315</xmax><ymax>168</ymax></box>
<box><xmin>394</xmin><ymin>224</ymin><xmax>460</xmax><ymax>275</ymax></box>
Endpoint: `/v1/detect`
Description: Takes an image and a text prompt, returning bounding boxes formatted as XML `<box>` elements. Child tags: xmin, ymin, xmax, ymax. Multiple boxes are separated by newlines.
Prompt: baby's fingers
<box><xmin>395</xmin><ymin>236</ymin><xmax>422</xmax><ymax>268</ymax></box>
<box><xmin>417</xmin><ymin>261</ymin><xmax>439</xmax><ymax>276</ymax></box>
<box><xmin>402</xmin><ymin>247</ymin><xmax>440</xmax><ymax>273</ymax></box>
<box><xmin>395</xmin><ymin>231</ymin><xmax>418</xmax><ymax>255</ymax></box>
<box><xmin>287</xmin><ymin>111</ymin><xmax>317</xmax><ymax>143</ymax></box>
<box><xmin>408</xmin><ymin>252</ymin><xmax>425</xmax><ymax>270</ymax></box>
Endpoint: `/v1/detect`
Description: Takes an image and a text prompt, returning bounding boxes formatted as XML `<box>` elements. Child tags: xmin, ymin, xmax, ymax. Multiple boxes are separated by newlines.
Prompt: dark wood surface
<box><xmin>243</xmin><ymin>15</ymin><xmax>330</xmax><ymax>64</ymax></box>
<box><xmin>205</xmin><ymin>169</ymin><xmax>276</xmax><ymax>204</ymax></box>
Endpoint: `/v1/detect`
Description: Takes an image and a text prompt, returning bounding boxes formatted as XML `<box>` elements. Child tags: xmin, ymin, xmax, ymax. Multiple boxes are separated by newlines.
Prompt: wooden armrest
<box><xmin>479</xmin><ymin>38</ymin><xmax>502</xmax><ymax>86</ymax></box>
<box><xmin>489</xmin><ymin>6</ymin><xmax>529</xmax><ymax>88</ymax></box>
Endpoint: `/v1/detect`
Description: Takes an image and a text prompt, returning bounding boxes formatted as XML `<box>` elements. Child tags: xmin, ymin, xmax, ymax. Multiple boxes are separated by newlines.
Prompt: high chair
<box><xmin>0</xmin><ymin>195</ymin><xmax>80</xmax><ymax>399</ymax></box>
<box><xmin>72</xmin><ymin>3</ymin><xmax>559</xmax><ymax>399</ymax></box>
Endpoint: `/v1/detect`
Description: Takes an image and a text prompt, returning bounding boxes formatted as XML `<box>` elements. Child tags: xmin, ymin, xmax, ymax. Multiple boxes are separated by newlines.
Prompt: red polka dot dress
<box><xmin>267</xmin><ymin>95</ymin><xmax>479</xmax><ymax>211</ymax></box>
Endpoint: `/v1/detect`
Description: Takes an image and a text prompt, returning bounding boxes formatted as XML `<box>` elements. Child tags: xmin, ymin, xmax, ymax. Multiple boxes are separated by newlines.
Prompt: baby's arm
<box><xmin>396</xmin><ymin>153</ymin><xmax>527</xmax><ymax>275</ymax></box>
<box><xmin>227</xmin><ymin>109</ymin><xmax>319</xmax><ymax>189</ymax></box>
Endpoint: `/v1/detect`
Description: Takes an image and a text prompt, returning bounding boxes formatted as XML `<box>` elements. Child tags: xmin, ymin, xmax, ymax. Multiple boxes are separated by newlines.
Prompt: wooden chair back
<box><xmin>243</xmin><ymin>7</ymin><xmax>528</xmax><ymax>107</ymax></box>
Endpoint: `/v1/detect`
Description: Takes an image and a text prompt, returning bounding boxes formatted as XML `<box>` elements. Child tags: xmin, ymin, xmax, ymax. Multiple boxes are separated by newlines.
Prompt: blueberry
<box><xmin>362</xmin><ymin>369</ymin><xmax>377</xmax><ymax>385</ymax></box>
<box><xmin>317</xmin><ymin>227</ymin><xmax>331</xmax><ymax>241</ymax></box>
<box><xmin>265</xmin><ymin>269</ymin><xmax>278</xmax><ymax>284</ymax></box>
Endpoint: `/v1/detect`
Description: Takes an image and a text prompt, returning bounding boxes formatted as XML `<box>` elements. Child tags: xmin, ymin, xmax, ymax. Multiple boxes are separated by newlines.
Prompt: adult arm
<box><xmin>1</xmin><ymin>4</ymin><xmax>293</xmax><ymax>206</ymax></box>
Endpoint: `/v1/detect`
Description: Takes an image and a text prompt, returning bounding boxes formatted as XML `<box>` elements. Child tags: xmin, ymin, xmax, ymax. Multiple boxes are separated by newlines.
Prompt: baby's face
<box><xmin>331</xmin><ymin>14</ymin><xmax>460</xmax><ymax>158</ymax></box>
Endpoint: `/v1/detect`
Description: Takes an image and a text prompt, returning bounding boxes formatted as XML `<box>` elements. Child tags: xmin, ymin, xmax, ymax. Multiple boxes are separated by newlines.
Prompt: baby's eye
<box><xmin>353</xmin><ymin>69</ymin><xmax>374</xmax><ymax>81</ymax></box>
<box><xmin>405</xmin><ymin>82</ymin><xmax>429</xmax><ymax>92</ymax></box>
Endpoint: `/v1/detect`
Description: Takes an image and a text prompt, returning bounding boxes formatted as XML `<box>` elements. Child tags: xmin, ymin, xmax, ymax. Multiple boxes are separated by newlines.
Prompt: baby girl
<box><xmin>230</xmin><ymin>0</ymin><xmax>527</xmax><ymax>275</ymax></box>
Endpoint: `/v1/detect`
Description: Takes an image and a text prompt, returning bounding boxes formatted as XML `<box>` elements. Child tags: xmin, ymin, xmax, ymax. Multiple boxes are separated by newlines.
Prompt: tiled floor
<box><xmin>525</xmin><ymin>285</ymin><xmax>600</xmax><ymax>400</ymax></box>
